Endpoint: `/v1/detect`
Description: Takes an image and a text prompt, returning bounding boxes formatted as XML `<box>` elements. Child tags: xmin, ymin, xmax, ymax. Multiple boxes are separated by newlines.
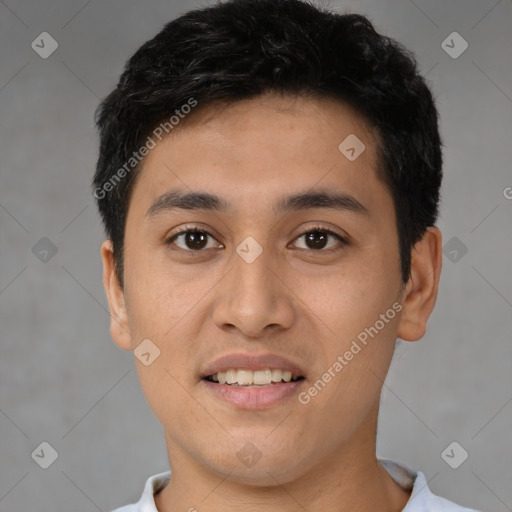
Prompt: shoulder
<box><xmin>406</xmin><ymin>470</ymin><xmax>480</xmax><ymax>512</ymax></box>
<box><xmin>109</xmin><ymin>470</ymin><xmax>171</xmax><ymax>512</ymax></box>
<box><xmin>378</xmin><ymin>458</ymin><xmax>481</xmax><ymax>512</ymax></box>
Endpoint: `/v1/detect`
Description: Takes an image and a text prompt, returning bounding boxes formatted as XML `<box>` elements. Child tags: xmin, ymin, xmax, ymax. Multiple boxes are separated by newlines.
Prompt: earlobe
<box><xmin>100</xmin><ymin>240</ymin><xmax>132</xmax><ymax>351</ymax></box>
<box><xmin>397</xmin><ymin>227</ymin><xmax>443</xmax><ymax>342</ymax></box>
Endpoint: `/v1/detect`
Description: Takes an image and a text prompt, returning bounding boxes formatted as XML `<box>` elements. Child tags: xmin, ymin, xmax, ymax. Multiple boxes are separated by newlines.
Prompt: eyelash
<box><xmin>165</xmin><ymin>225</ymin><xmax>348</xmax><ymax>253</ymax></box>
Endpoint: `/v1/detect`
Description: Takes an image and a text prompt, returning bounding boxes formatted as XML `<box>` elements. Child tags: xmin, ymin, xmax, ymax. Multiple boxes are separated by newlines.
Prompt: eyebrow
<box><xmin>146</xmin><ymin>187</ymin><xmax>368</xmax><ymax>218</ymax></box>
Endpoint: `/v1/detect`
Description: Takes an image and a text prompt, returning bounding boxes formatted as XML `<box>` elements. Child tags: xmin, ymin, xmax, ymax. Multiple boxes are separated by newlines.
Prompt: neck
<box><xmin>155</xmin><ymin>401</ymin><xmax>410</xmax><ymax>512</ymax></box>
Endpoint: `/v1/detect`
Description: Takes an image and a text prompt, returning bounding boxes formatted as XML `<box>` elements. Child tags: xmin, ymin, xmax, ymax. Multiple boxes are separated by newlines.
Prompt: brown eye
<box><xmin>167</xmin><ymin>228</ymin><xmax>221</xmax><ymax>252</ymax></box>
<box><xmin>293</xmin><ymin>228</ymin><xmax>347</xmax><ymax>251</ymax></box>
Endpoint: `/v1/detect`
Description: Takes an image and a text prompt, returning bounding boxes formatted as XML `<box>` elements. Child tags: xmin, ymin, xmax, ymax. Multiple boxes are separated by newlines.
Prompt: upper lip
<box><xmin>201</xmin><ymin>352</ymin><xmax>306</xmax><ymax>379</ymax></box>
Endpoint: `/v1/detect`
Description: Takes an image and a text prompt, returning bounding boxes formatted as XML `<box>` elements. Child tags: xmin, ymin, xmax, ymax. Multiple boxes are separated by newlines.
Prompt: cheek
<box><xmin>135</xmin><ymin>358</ymin><xmax>204</xmax><ymax>439</ymax></box>
<box><xmin>294</xmin><ymin>255</ymin><xmax>400</xmax><ymax>382</ymax></box>
<box><xmin>298</xmin><ymin>270</ymin><xmax>399</xmax><ymax>430</ymax></box>
<box><xmin>294</xmin><ymin>263</ymin><xmax>389</xmax><ymax>335</ymax></box>
<box><xmin>123</xmin><ymin>249</ymin><xmax>208</xmax><ymax>338</ymax></box>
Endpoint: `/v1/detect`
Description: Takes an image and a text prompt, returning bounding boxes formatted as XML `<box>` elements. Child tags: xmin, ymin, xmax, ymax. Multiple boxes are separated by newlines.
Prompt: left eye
<box><xmin>292</xmin><ymin>229</ymin><xmax>345</xmax><ymax>251</ymax></box>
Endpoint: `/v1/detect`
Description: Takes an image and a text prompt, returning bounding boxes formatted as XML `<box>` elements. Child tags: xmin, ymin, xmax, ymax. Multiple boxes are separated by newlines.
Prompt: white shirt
<box><xmin>111</xmin><ymin>458</ymin><xmax>480</xmax><ymax>512</ymax></box>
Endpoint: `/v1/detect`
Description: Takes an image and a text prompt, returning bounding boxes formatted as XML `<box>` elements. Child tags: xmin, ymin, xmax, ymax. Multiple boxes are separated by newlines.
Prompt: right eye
<box><xmin>166</xmin><ymin>227</ymin><xmax>224</xmax><ymax>252</ymax></box>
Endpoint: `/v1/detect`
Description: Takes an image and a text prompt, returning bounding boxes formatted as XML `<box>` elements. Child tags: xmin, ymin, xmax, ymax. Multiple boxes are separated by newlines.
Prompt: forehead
<box><xmin>127</xmin><ymin>93</ymin><xmax>390</xmax><ymax>221</ymax></box>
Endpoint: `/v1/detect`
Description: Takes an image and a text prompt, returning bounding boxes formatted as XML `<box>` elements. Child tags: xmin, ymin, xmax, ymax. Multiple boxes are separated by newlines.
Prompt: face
<box><xmin>102</xmin><ymin>93</ymin><xmax>440</xmax><ymax>486</ymax></box>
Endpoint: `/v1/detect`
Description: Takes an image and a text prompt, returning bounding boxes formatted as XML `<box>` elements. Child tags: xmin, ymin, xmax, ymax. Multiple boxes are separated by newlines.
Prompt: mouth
<box><xmin>200</xmin><ymin>354</ymin><xmax>307</xmax><ymax>409</ymax></box>
<box><xmin>203</xmin><ymin>369</ymin><xmax>305</xmax><ymax>387</ymax></box>
<box><xmin>200</xmin><ymin>352</ymin><xmax>307</xmax><ymax>408</ymax></box>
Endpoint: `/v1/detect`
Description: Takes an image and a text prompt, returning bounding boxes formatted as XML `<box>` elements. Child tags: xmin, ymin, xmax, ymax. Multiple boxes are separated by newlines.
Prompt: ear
<box><xmin>100</xmin><ymin>239</ymin><xmax>132</xmax><ymax>350</ymax></box>
<box><xmin>397</xmin><ymin>226</ymin><xmax>442</xmax><ymax>342</ymax></box>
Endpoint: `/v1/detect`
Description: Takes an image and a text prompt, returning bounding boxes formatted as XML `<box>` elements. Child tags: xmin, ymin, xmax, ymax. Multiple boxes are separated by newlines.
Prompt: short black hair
<box><xmin>92</xmin><ymin>0</ymin><xmax>443</xmax><ymax>289</ymax></box>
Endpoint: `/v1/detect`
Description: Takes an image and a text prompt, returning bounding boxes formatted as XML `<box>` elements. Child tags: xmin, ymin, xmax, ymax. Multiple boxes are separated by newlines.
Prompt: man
<box><xmin>92</xmin><ymin>0</ymin><xmax>479</xmax><ymax>510</ymax></box>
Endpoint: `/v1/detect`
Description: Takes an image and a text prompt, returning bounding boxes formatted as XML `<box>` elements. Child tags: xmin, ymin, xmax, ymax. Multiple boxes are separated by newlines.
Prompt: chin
<box><xmin>202</xmin><ymin>443</ymin><xmax>310</xmax><ymax>486</ymax></box>
<box><xmin>217</xmin><ymin>463</ymin><xmax>305</xmax><ymax>487</ymax></box>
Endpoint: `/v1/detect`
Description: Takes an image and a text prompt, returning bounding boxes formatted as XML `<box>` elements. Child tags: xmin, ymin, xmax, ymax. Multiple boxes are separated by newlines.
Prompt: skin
<box><xmin>101</xmin><ymin>93</ymin><xmax>442</xmax><ymax>512</ymax></box>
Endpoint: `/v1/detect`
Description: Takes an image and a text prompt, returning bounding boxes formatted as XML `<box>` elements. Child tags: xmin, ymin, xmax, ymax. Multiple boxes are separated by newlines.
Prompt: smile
<box><xmin>205</xmin><ymin>368</ymin><xmax>304</xmax><ymax>386</ymax></box>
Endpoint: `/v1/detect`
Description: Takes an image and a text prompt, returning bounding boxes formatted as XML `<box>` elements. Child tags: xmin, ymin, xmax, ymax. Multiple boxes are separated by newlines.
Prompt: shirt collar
<box><xmin>131</xmin><ymin>458</ymin><xmax>471</xmax><ymax>512</ymax></box>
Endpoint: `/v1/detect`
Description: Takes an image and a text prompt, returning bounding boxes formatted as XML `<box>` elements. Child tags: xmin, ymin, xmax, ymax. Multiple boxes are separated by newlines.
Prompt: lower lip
<box><xmin>201</xmin><ymin>379</ymin><xmax>305</xmax><ymax>409</ymax></box>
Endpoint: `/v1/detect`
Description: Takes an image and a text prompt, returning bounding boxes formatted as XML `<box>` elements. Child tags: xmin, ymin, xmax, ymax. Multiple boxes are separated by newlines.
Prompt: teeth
<box><xmin>225</xmin><ymin>369</ymin><xmax>237</xmax><ymax>384</ymax></box>
<box><xmin>253</xmin><ymin>369</ymin><xmax>272</xmax><ymax>385</ymax></box>
<box><xmin>209</xmin><ymin>369</ymin><xmax>300</xmax><ymax>386</ymax></box>
<box><xmin>236</xmin><ymin>369</ymin><xmax>253</xmax><ymax>385</ymax></box>
<box><xmin>271</xmin><ymin>369</ymin><xmax>282</xmax><ymax>382</ymax></box>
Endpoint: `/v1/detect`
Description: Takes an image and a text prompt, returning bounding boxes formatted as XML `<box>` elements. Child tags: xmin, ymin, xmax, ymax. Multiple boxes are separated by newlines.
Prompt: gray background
<box><xmin>0</xmin><ymin>0</ymin><xmax>511</xmax><ymax>511</ymax></box>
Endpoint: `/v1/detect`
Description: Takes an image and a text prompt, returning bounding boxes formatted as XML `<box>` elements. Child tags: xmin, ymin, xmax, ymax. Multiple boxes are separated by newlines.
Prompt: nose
<box><xmin>211</xmin><ymin>240</ymin><xmax>295</xmax><ymax>338</ymax></box>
